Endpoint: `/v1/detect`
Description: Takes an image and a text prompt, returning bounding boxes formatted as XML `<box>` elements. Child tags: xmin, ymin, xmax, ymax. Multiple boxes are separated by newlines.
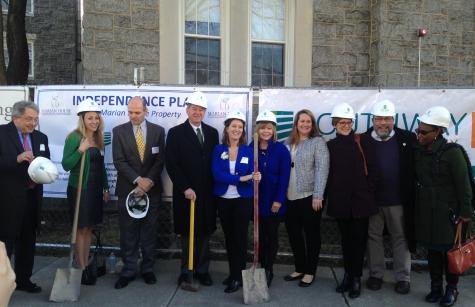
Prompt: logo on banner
<box><xmin>41</xmin><ymin>96</ymin><xmax>71</xmax><ymax>116</ymax></box>
<box><xmin>104</xmin><ymin>132</ymin><xmax>112</xmax><ymax>146</ymax></box>
<box><xmin>207</xmin><ymin>96</ymin><xmax>229</xmax><ymax>119</ymax></box>
<box><xmin>273</xmin><ymin>110</ymin><xmax>294</xmax><ymax>142</ymax></box>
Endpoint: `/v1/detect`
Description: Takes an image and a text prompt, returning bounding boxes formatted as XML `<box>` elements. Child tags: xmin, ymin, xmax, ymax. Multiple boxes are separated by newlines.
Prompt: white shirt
<box><xmin>222</xmin><ymin>161</ymin><xmax>240</xmax><ymax>199</ymax></box>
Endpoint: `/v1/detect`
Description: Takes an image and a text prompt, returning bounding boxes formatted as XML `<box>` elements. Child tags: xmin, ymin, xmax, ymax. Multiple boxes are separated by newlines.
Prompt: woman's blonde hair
<box><xmin>256</xmin><ymin>122</ymin><xmax>277</xmax><ymax>141</ymax></box>
<box><xmin>74</xmin><ymin>112</ymin><xmax>105</xmax><ymax>149</ymax></box>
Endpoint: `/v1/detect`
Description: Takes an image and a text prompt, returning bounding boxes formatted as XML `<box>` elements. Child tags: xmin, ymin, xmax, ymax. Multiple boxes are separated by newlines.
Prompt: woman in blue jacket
<box><xmin>250</xmin><ymin>110</ymin><xmax>291</xmax><ymax>287</ymax></box>
<box><xmin>212</xmin><ymin>111</ymin><xmax>256</xmax><ymax>293</ymax></box>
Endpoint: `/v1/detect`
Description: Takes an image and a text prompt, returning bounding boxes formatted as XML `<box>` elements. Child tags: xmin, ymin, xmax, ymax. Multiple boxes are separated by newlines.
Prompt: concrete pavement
<box><xmin>8</xmin><ymin>257</ymin><xmax>475</xmax><ymax>307</ymax></box>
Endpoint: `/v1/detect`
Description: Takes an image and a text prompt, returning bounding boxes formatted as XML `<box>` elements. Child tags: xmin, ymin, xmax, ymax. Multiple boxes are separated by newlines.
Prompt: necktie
<box><xmin>136</xmin><ymin>126</ymin><xmax>145</xmax><ymax>162</ymax></box>
<box><xmin>196</xmin><ymin>128</ymin><xmax>204</xmax><ymax>146</ymax></box>
<box><xmin>22</xmin><ymin>133</ymin><xmax>36</xmax><ymax>189</ymax></box>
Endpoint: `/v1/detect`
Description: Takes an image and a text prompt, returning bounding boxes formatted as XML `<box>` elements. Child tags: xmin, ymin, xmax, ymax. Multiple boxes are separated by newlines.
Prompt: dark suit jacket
<box><xmin>112</xmin><ymin>120</ymin><xmax>165</xmax><ymax>199</ymax></box>
<box><xmin>166</xmin><ymin>120</ymin><xmax>219</xmax><ymax>235</ymax></box>
<box><xmin>363</xmin><ymin>127</ymin><xmax>417</xmax><ymax>252</ymax></box>
<box><xmin>0</xmin><ymin>122</ymin><xmax>50</xmax><ymax>238</ymax></box>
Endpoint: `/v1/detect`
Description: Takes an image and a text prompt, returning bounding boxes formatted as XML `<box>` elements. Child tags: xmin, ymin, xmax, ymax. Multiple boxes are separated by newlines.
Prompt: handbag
<box><xmin>447</xmin><ymin>222</ymin><xmax>475</xmax><ymax>274</ymax></box>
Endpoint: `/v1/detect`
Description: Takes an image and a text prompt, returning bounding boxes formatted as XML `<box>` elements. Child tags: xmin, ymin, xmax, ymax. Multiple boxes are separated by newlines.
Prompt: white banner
<box><xmin>35</xmin><ymin>85</ymin><xmax>252</xmax><ymax>199</ymax></box>
<box><xmin>0</xmin><ymin>86</ymin><xmax>30</xmax><ymax>125</ymax></box>
<box><xmin>259</xmin><ymin>88</ymin><xmax>475</xmax><ymax>166</ymax></box>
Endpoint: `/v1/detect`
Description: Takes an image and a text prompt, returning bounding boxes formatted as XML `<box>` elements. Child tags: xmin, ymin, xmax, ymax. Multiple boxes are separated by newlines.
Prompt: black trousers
<box><xmin>427</xmin><ymin>249</ymin><xmax>459</xmax><ymax>288</ymax></box>
<box><xmin>258</xmin><ymin>215</ymin><xmax>282</xmax><ymax>272</ymax></box>
<box><xmin>217</xmin><ymin>197</ymin><xmax>252</xmax><ymax>281</ymax></box>
<box><xmin>336</xmin><ymin>217</ymin><xmax>369</xmax><ymax>278</ymax></box>
<box><xmin>285</xmin><ymin>196</ymin><xmax>322</xmax><ymax>275</ymax></box>
<box><xmin>181</xmin><ymin>232</ymin><xmax>211</xmax><ymax>274</ymax></box>
<box><xmin>4</xmin><ymin>190</ymin><xmax>38</xmax><ymax>286</ymax></box>
<box><xmin>118</xmin><ymin>196</ymin><xmax>159</xmax><ymax>278</ymax></box>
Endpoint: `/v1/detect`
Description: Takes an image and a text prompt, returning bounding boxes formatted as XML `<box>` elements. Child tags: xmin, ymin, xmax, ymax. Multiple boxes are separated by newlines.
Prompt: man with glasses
<box><xmin>363</xmin><ymin>100</ymin><xmax>416</xmax><ymax>295</ymax></box>
<box><xmin>0</xmin><ymin>101</ymin><xmax>50</xmax><ymax>293</ymax></box>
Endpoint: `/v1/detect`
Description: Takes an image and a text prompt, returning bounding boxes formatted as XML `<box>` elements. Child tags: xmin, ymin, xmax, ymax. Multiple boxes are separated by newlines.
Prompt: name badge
<box><xmin>240</xmin><ymin>157</ymin><xmax>249</xmax><ymax>164</ymax></box>
<box><xmin>40</xmin><ymin>144</ymin><xmax>45</xmax><ymax>151</ymax></box>
<box><xmin>152</xmin><ymin>146</ymin><xmax>159</xmax><ymax>154</ymax></box>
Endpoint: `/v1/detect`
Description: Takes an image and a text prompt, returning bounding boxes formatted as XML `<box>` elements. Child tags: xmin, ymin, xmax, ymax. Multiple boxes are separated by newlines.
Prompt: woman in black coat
<box><xmin>326</xmin><ymin>103</ymin><xmax>377</xmax><ymax>299</ymax></box>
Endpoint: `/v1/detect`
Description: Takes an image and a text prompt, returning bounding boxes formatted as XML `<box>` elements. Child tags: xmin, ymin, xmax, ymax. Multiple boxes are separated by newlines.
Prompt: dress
<box><xmin>67</xmin><ymin>147</ymin><xmax>104</xmax><ymax>228</ymax></box>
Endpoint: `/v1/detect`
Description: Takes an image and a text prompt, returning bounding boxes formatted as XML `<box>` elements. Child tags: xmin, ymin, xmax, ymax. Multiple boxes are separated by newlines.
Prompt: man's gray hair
<box><xmin>12</xmin><ymin>101</ymin><xmax>39</xmax><ymax>118</ymax></box>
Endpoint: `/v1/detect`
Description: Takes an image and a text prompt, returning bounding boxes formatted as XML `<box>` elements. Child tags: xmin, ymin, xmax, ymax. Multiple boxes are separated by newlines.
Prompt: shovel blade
<box><xmin>242</xmin><ymin>267</ymin><xmax>270</xmax><ymax>304</ymax></box>
<box><xmin>49</xmin><ymin>267</ymin><xmax>83</xmax><ymax>302</ymax></box>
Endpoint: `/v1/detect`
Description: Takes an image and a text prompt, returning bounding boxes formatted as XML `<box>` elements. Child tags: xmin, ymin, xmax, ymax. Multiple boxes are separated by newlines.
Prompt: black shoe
<box><xmin>142</xmin><ymin>272</ymin><xmax>157</xmax><ymax>284</ymax></box>
<box><xmin>114</xmin><ymin>276</ymin><xmax>135</xmax><ymax>289</ymax></box>
<box><xmin>222</xmin><ymin>275</ymin><xmax>232</xmax><ymax>285</ymax></box>
<box><xmin>425</xmin><ymin>288</ymin><xmax>443</xmax><ymax>303</ymax></box>
<box><xmin>81</xmin><ymin>269</ymin><xmax>97</xmax><ymax>286</ymax></box>
<box><xmin>195</xmin><ymin>272</ymin><xmax>213</xmax><ymax>286</ymax></box>
<box><xmin>298</xmin><ymin>275</ymin><xmax>314</xmax><ymax>288</ymax></box>
<box><xmin>265</xmin><ymin>270</ymin><xmax>274</xmax><ymax>287</ymax></box>
<box><xmin>284</xmin><ymin>273</ymin><xmax>304</xmax><ymax>281</ymax></box>
<box><xmin>224</xmin><ymin>280</ymin><xmax>242</xmax><ymax>293</ymax></box>
<box><xmin>439</xmin><ymin>287</ymin><xmax>458</xmax><ymax>306</ymax></box>
<box><xmin>366</xmin><ymin>276</ymin><xmax>383</xmax><ymax>290</ymax></box>
<box><xmin>395</xmin><ymin>281</ymin><xmax>410</xmax><ymax>294</ymax></box>
<box><xmin>16</xmin><ymin>281</ymin><xmax>42</xmax><ymax>293</ymax></box>
<box><xmin>336</xmin><ymin>274</ymin><xmax>351</xmax><ymax>293</ymax></box>
<box><xmin>177</xmin><ymin>273</ymin><xmax>190</xmax><ymax>285</ymax></box>
<box><xmin>348</xmin><ymin>277</ymin><xmax>361</xmax><ymax>299</ymax></box>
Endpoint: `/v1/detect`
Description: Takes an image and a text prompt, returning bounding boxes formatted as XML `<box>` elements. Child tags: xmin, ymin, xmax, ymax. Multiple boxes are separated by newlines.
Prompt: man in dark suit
<box><xmin>0</xmin><ymin>101</ymin><xmax>50</xmax><ymax>293</ymax></box>
<box><xmin>363</xmin><ymin>100</ymin><xmax>416</xmax><ymax>295</ymax></box>
<box><xmin>166</xmin><ymin>91</ymin><xmax>219</xmax><ymax>288</ymax></box>
<box><xmin>112</xmin><ymin>96</ymin><xmax>165</xmax><ymax>289</ymax></box>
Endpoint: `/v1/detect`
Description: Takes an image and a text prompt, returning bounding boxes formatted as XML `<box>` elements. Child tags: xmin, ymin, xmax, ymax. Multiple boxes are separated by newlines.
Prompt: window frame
<box><xmin>3</xmin><ymin>33</ymin><xmax>36</xmax><ymax>80</ymax></box>
<box><xmin>2</xmin><ymin>0</ymin><xmax>35</xmax><ymax>17</ymax></box>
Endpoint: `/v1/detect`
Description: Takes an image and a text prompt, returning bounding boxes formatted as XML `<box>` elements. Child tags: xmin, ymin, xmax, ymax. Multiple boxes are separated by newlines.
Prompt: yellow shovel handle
<box><xmin>188</xmin><ymin>199</ymin><xmax>195</xmax><ymax>270</ymax></box>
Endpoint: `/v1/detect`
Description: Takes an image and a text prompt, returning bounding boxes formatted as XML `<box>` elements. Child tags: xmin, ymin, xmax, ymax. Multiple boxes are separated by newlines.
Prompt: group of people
<box><xmin>0</xmin><ymin>93</ymin><xmax>473</xmax><ymax>307</ymax></box>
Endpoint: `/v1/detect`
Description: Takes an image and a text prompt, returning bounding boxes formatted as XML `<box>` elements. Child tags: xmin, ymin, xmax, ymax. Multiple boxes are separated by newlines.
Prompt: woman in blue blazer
<box><xmin>212</xmin><ymin>111</ymin><xmax>256</xmax><ymax>293</ymax></box>
<box><xmin>250</xmin><ymin>110</ymin><xmax>291</xmax><ymax>287</ymax></box>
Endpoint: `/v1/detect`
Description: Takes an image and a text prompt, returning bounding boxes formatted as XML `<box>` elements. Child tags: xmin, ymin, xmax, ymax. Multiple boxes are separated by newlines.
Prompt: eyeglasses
<box><xmin>336</xmin><ymin>121</ymin><xmax>353</xmax><ymax>126</ymax></box>
<box><xmin>415</xmin><ymin>128</ymin><xmax>436</xmax><ymax>136</ymax></box>
<box><xmin>373</xmin><ymin>116</ymin><xmax>394</xmax><ymax>123</ymax></box>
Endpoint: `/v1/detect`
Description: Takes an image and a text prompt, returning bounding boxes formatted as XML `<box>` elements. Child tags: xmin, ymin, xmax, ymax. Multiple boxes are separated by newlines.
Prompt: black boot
<box><xmin>426</xmin><ymin>250</ymin><xmax>443</xmax><ymax>303</ymax></box>
<box><xmin>265</xmin><ymin>269</ymin><xmax>274</xmax><ymax>287</ymax></box>
<box><xmin>336</xmin><ymin>273</ymin><xmax>351</xmax><ymax>293</ymax></box>
<box><xmin>81</xmin><ymin>269</ymin><xmax>96</xmax><ymax>286</ymax></box>
<box><xmin>439</xmin><ymin>286</ymin><xmax>458</xmax><ymax>306</ymax></box>
<box><xmin>425</xmin><ymin>283</ymin><xmax>443</xmax><ymax>303</ymax></box>
<box><xmin>348</xmin><ymin>277</ymin><xmax>361</xmax><ymax>298</ymax></box>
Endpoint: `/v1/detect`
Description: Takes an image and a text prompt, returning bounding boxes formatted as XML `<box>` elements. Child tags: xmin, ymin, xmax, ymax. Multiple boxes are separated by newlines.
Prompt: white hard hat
<box><xmin>372</xmin><ymin>100</ymin><xmax>396</xmax><ymax>117</ymax></box>
<box><xmin>256</xmin><ymin>110</ymin><xmax>277</xmax><ymax>124</ymax></box>
<box><xmin>225</xmin><ymin>111</ymin><xmax>246</xmax><ymax>123</ymax></box>
<box><xmin>331</xmin><ymin>103</ymin><xmax>355</xmax><ymax>119</ymax></box>
<box><xmin>77</xmin><ymin>98</ymin><xmax>101</xmax><ymax>115</ymax></box>
<box><xmin>28</xmin><ymin>157</ymin><xmax>59</xmax><ymax>184</ymax></box>
<box><xmin>126</xmin><ymin>190</ymin><xmax>149</xmax><ymax>219</ymax></box>
<box><xmin>185</xmin><ymin>91</ymin><xmax>208</xmax><ymax>109</ymax></box>
<box><xmin>418</xmin><ymin>106</ymin><xmax>451</xmax><ymax>128</ymax></box>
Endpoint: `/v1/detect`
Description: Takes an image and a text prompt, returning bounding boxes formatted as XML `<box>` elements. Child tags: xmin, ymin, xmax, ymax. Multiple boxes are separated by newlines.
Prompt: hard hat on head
<box><xmin>185</xmin><ymin>91</ymin><xmax>208</xmax><ymax>109</ymax></box>
<box><xmin>418</xmin><ymin>106</ymin><xmax>451</xmax><ymax>128</ymax></box>
<box><xmin>225</xmin><ymin>111</ymin><xmax>246</xmax><ymax>124</ymax></box>
<box><xmin>77</xmin><ymin>98</ymin><xmax>101</xmax><ymax>115</ymax></box>
<box><xmin>372</xmin><ymin>100</ymin><xmax>396</xmax><ymax>117</ymax></box>
<box><xmin>28</xmin><ymin>157</ymin><xmax>59</xmax><ymax>184</ymax></box>
<box><xmin>331</xmin><ymin>103</ymin><xmax>355</xmax><ymax>119</ymax></box>
<box><xmin>256</xmin><ymin>110</ymin><xmax>277</xmax><ymax>124</ymax></box>
<box><xmin>126</xmin><ymin>190</ymin><xmax>150</xmax><ymax>219</ymax></box>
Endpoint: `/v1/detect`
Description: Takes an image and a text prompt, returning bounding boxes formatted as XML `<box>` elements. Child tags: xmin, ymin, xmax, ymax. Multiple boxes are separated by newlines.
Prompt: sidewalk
<box><xmin>9</xmin><ymin>256</ymin><xmax>475</xmax><ymax>307</ymax></box>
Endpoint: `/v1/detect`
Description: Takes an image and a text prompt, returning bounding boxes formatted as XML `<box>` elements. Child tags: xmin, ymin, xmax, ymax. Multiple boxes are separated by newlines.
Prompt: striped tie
<box><xmin>136</xmin><ymin>126</ymin><xmax>145</xmax><ymax>162</ymax></box>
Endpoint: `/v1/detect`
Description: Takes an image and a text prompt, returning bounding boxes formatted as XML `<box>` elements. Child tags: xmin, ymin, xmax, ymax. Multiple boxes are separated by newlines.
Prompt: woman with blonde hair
<box><xmin>62</xmin><ymin>99</ymin><xmax>109</xmax><ymax>285</ymax></box>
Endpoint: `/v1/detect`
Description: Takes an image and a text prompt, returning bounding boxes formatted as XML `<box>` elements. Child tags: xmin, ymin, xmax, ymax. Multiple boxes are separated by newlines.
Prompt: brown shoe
<box><xmin>366</xmin><ymin>276</ymin><xmax>383</xmax><ymax>290</ymax></box>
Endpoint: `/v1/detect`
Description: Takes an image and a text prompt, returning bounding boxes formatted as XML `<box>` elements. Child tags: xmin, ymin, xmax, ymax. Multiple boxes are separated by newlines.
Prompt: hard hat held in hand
<box><xmin>77</xmin><ymin>98</ymin><xmax>101</xmax><ymax>115</ymax></box>
<box><xmin>418</xmin><ymin>106</ymin><xmax>451</xmax><ymax>128</ymax></box>
<box><xmin>331</xmin><ymin>103</ymin><xmax>355</xmax><ymax>119</ymax></box>
<box><xmin>256</xmin><ymin>110</ymin><xmax>277</xmax><ymax>124</ymax></box>
<box><xmin>185</xmin><ymin>91</ymin><xmax>208</xmax><ymax>109</ymax></box>
<box><xmin>28</xmin><ymin>157</ymin><xmax>59</xmax><ymax>184</ymax></box>
<box><xmin>371</xmin><ymin>100</ymin><xmax>395</xmax><ymax>117</ymax></box>
<box><xmin>126</xmin><ymin>190</ymin><xmax>149</xmax><ymax>219</ymax></box>
<box><xmin>225</xmin><ymin>111</ymin><xmax>246</xmax><ymax>123</ymax></box>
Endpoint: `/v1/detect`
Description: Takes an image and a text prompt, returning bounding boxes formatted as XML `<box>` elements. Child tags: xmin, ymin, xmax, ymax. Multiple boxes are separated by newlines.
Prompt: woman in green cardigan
<box><xmin>414</xmin><ymin>106</ymin><xmax>473</xmax><ymax>307</ymax></box>
<box><xmin>61</xmin><ymin>99</ymin><xmax>109</xmax><ymax>286</ymax></box>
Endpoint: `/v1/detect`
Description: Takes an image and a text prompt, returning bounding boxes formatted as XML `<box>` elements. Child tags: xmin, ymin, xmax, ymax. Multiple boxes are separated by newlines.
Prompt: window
<box><xmin>251</xmin><ymin>0</ymin><xmax>285</xmax><ymax>87</ymax></box>
<box><xmin>184</xmin><ymin>0</ymin><xmax>221</xmax><ymax>85</ymax></box>
<box><xmin>2</xmin><ymin>0</ymin><xmax>34</xmax><ymax>16</ymax></box>
<box><xmin>3</xmin><ymin>38</ymin><xmax>35</xmax><ymax>80</ymax></box>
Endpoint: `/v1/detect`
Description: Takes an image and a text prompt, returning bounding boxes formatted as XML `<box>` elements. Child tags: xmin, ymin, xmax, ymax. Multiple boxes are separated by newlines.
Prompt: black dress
<box><xmin>67</xmin><ymin>147</ymin><xmax>104</xmax><ymax>228</ymax></box>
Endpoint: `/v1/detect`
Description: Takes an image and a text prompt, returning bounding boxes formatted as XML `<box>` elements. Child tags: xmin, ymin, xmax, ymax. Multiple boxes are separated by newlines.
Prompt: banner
<box><xmin>0</xmin><ymin>86</ymin><xmax>30</xmax><ymax>124</ymax></box>
<box><xmin>35</xmin><ymin>85</ymin><xmax>252</xmax><ymax>199</ymax></box>
<box><xmin>259</xmin><ymin>88</ymin><xmax>475</xmax><ymax>167</ymax></box>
